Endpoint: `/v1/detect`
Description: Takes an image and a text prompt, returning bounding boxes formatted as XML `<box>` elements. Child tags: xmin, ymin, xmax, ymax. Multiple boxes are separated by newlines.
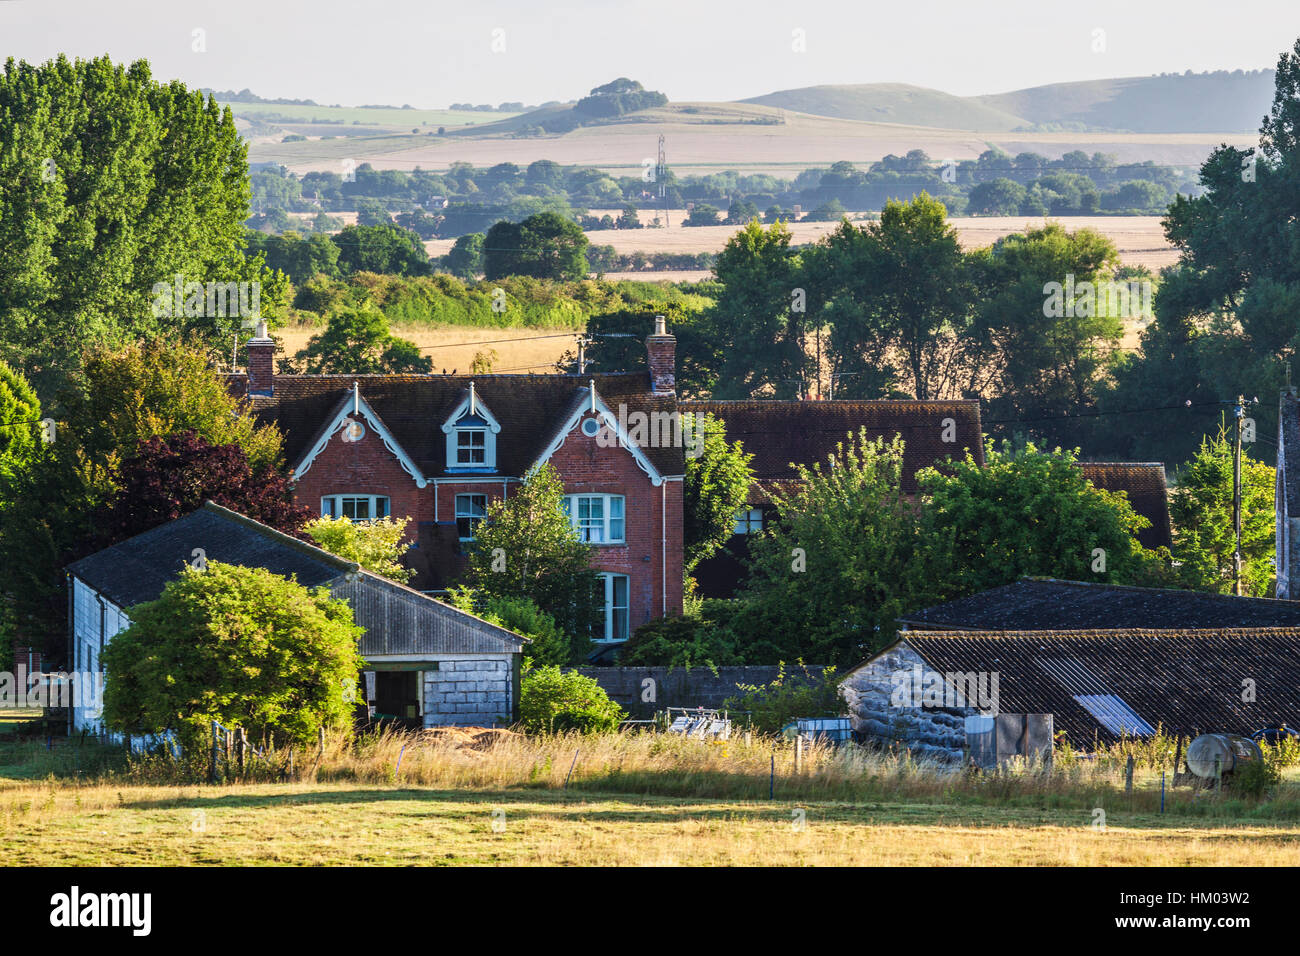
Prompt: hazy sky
<box><xmin>3</xmin><ymin>0</ymin><xmax>1299</xmax><ymax>107</ymax></box>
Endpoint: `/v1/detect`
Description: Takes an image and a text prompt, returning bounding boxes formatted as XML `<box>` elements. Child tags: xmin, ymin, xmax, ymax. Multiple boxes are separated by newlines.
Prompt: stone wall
<box><xmin>578</xmin><ymin>666</ymin><xmax>828</xmax><ymax>718</ymax></box>
<box><xmin>424</xmin><ymin>656</ymin><xmax>513</xmax><ymax>727</ymax></box>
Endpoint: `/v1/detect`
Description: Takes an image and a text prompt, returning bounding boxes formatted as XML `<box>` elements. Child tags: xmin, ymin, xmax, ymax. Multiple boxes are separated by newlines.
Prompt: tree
<box><xmin>100</xmin><ymin>431</ymin><xmax>312</xmax><ymax>545</ymax></box>
<box><xmin>705</xmin><ymin>220</ymin><xmax>807</xmax><ymax>398</ymax></box>
<box><xmin>305</xmin><ymin>515</ymin><xmax>414</xmax><ymax>583</ymax></box>
<box><xmin>332</xmin><ymin>223</ymin><xmax>429</xmax><ymax>276</ymax></box>
<box><xmin>102</xmin><ymin>562</ymin><xmax>363</xmax><ymax>749</ymax></box>
<box><xmin>683</xmin><ymin>412</ymin><xmax>754</xmax><ymax>572</ymax></box>
<box><xmin>739</xmin><ymin>431</ymin><xmax>950</xmax><ymax>663</ymax></box>
<box><xmin>465</xmin><ymin>464</ymin><xmax>602</xmax><ymax>646</ymax></box>
<box><xmin>684</xmin><ymin>204</ymin><xmax>720</xmax><ymax>227</ymax></box>
<box><xmin>483</xmin><ymin>212</ymin><xmax>588</xmax><ymax>280</ymax></box>
<box><xmin>291</xmin><ymin>303</ymin><xmax>433</xmax><ymax>374</ymax></box>
<box><xmin>0</xmin><ymin>55</ymin><xmax>275</xmax><ymax>394</ymax></box>
<box><xmin>1169</xmin><ymin>424</ymin><xmax>1275</xmax><ymax>596</ymax></box>
<box><xmin>63</xmin><ymin>340</ymin><xmax>284</xmax><ymax>473</ymax></box>
<box><xmin>443</xmin><ymin>233</ymin><xmax>484</xmax><ymax>278</ymax></box>
<box><xmin>918</xmin><ymin>441</ymin><xmax>1159</xmax><ymax>597</ymax></box>
<box><xmin>0</xmin><ymin>360</ymin><xmax>41</xmax><ymax>481</ymax></box>
<box><xmin>967</xmin><ymin>177</ymin><xmax>1027</xmax><ymax>215</ymax></box>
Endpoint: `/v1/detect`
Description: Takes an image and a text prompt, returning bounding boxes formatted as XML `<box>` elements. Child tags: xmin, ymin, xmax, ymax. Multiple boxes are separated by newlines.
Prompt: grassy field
<box><xmin>3</xmin><ymin>728</ymin><xmax>1299</xmax><ymax>865</ymax></box>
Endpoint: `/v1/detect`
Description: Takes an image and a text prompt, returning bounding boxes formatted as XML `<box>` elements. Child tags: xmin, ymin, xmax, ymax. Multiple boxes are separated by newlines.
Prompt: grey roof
<box><xmin>886</xmin><ymin>628</ymin><xmax>1300</xmax><ymax>743</ymax></box>
<box><xmin>898</xmin><ymin>578</ymin><xmax>1300</xmax><ymax>631</ymax></box>
<box><xmin>67</xmin><ymin>502</ymin><xmax>526</xmax><ymax>656</ymax></box>
<box><xmin>67</xmin><ymin>502</ymin><xmax>352</xmax><ymax>610</ymax></box>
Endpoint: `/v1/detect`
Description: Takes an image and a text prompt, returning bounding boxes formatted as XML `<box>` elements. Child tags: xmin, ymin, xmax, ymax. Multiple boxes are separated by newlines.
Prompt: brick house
<box><xmin>227</xmin><ymin>319</ymin><xmax>685</xmax><ymax>648</ymax></box>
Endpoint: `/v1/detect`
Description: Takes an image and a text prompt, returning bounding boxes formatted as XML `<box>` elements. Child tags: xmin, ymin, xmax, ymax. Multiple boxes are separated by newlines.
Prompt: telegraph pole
<box><xmin>1233</xmin><ymin>394</ymin><xmax>1244</xmax><ymax>596</ymax></box>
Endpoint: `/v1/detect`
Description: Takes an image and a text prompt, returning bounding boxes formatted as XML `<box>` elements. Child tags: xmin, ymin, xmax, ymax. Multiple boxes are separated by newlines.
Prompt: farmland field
<box><xmin>253</xmin><ymin>102</ymin><xmax>1257</xmax><ymax>177</ymax></box>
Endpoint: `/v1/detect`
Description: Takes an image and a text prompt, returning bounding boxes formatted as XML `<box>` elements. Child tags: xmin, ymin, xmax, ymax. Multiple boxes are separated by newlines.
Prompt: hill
<box><xmin>743</xmin><ymin>70</ymin><xmax>1275</xmax><ymax>134</ymax></box>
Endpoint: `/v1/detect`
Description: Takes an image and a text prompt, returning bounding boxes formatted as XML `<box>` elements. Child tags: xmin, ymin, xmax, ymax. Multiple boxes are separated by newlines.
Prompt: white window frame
<box><xmin>733</xmin><ymin>507</ymin><xmax>764</xmax><ymax>534</ymax></box>
<box><xmin>563</xmin><ymin>494</ymin><xmax>625</xmax><ymax>544</ymax></box>
<box><xmin>321</xmin><ymin>494</ymin><xmax>391</xmax><ymax>522</ymax></box>
<box><xmin>453</xmin><ymin>427</ymin><xmax>489</xmax><ymax>467</ymax></box>
<box><xmin>599</xmin><ymin>572</ymin><xmax>630</xmax><ymax>642</ymax></box>
<box><xmin>455</xmin><ymin>493</ymin><xmax>488</xmax><ymax>542</ymax></box>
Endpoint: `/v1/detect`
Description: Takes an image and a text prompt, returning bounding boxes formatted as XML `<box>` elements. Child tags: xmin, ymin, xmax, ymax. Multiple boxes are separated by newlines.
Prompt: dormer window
<box><xmin>441</xmin><ymin>382</ymin><xmax>501</xmax><ymax>472</ymax></box>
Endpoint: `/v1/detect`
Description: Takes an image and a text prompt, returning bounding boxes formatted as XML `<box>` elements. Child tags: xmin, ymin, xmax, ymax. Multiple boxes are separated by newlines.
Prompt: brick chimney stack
<box><xmin>646</xmin><ymin>314</ymin><xmax>675</xmax><ymax>395</ymax></box>
<box><xmin>247</xmin><ymin>319</ymin><xmax>275</xmax><ymax>396</ymax></box>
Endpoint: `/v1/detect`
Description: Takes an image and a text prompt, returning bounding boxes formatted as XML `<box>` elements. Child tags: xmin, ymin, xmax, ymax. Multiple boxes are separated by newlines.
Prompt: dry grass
<box><xmin>4</xmin><ymin>728</ymin><xmax>1300</xmax><ymax>865</ymax></box>
<box><xmin>275</xmin><ymin>322</ymin><xmax>579</xmax><ymax>375</ymax></box>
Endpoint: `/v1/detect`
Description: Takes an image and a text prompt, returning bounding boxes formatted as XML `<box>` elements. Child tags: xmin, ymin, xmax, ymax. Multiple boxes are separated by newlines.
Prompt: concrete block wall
<box><xmin>424</xmin><ymin>656</ymin><xmax>513</xmax><ymax>727</ymax></box>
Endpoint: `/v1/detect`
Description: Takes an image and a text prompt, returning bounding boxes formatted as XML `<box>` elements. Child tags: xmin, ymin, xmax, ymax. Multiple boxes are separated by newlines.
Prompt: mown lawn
<box><xmin>5</xmin><ymin>782</ymin><xmax>1300</xmax><ymax>866</ymax></box>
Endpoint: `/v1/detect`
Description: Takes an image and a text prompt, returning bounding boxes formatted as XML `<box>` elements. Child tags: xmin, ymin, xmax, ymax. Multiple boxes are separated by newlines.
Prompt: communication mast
<box><xmin>656</xmin><ymin>134</ymin><xmax>669</xmax><ymax>226</ymax></box>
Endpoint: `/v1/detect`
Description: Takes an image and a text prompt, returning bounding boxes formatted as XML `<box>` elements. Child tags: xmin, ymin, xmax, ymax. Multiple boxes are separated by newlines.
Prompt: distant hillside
<box><xmin>741</xmin><ymin>83</ymin><xmax>1027</xmax><ymax>130</ymax></box>
<box><xmin>743</xmin><ymin>71</ymin><xmax>1276</xmax><ymax>134</ymax></box>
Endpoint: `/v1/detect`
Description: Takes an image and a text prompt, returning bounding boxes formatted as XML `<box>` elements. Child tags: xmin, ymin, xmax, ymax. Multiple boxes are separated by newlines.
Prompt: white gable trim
<box><xmin>293</xmin><ymin>394</ymin><xmax>429</xmax><ymax>488</ymax></box>
<box><xmin>439</xmin><ymin>381</ymin><xmax>504</xmax><ymax>435</ymax></box>
<box><xmin>531</xmin><ymin>383</ymin><xmax>667</xmax><ymax>487</ymax></box>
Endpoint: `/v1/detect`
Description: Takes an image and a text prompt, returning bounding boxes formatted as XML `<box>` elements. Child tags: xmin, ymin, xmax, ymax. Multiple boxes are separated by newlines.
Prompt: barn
<box><xmin>841</xmin><ymin>627</ymin><xmax>1300</xmax><ymax>759</ymax></box>
<box><xmin>65</xmin><ymin>501</ymin><xmax>526</xmax><ymax>741</ymax></box>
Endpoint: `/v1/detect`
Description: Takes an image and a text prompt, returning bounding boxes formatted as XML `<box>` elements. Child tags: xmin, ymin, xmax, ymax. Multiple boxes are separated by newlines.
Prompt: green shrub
<box><xmin>619</xmin><ymin>603</ymin><xmax>744</xmax><ymax>666</ymax></box>
<box><xmin>1233</xmin><ymin>757</ymin><xmax>1281</xmax><ymax>798</ymax></box>
<box><xmin>519</xmin><ymin>665</ymin><xmax>624</xmax><ymax>735</ymax></box>
<box><xmin>723</xmin><ymin>662</ymin><xmax>841</xmax><ymax>733</ymax></box>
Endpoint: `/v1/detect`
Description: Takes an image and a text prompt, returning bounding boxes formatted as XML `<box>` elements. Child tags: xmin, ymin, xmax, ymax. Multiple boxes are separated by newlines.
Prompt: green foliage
<box><xmin>918</xmin><ymin>440</ymin><xmax>1155</xmax><ymax>595</ymax></box>
<box><xmin>305</xmin><ymin>515</ymin><xmax>414</xmax><ymax>583</ymax></box>
<box><xmin>0</xmin><ymin>360</ymin><xmax>41</xmax><ymax>480</ymax></box>
<box><xmin>619</xmin><ymin>603</ymin><xmax>746</xmax><ymax>667</ymax></box>
<box><xmin>683</xmin><ymin>412</ymin><xmax>754</xmax><ymax>571</ymax></box>
<box><xmin>331</xmin><ymin>223</ymin><xmax>429</xmax><ymax>276</ymax></box>
<box><xmin>289</xmin><ymin>302</ymin><xmax>432</xmax><ymax>374</ymax></box>
<box><xmin>740</xmin><ymin>431</ymin><xmax>950</xmax><ymax>663</ymax></box>
<box><xmin>102</xmin><ymin>562</ymin><xmax>363</xmax><ymax>749</ymax></box>
<box><xmin>723</xmin><ymin>663</ymin><xmax>841</xmax><ymax>733</ymax></box>
<box><xmin>1169</xmin><ymin>423</ymin><xmax>1275</xmax><ymax>596</ymax></box>
<box><xmin>466</xmin><ymin>464</ymin><xmax>602</xmax><ymax>645</ymax></box>
<box><xmin>484</xmin><ymin>212</ymin><xmax>589</xmax><ymax>281</ymax></box>
<box><xmin>448</xmin><ymin>587</ymin><xmax>579</xmax><ymax>666</ymax></box>
<box><xmin>443</xmin><ymin>233</ymin><xmax>484</xmax><ymax>278</ymax></box>
<box><xmin>1232</xmin><ymin>758</ymin><xmax>1280</xmax><ymax>798</ymax></box>
<box><xmin>0</xmin><ymin>55</ymin><xmax>276</xmax><ymax>395</ymax></box>
<box><xmin>518</xmin><ymin>665</ymin><xmax>625</xmax><ymax>734</ymax></box>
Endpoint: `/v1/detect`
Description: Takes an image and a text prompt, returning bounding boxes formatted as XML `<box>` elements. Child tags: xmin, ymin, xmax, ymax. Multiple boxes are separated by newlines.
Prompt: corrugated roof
<box><xmin>679</xmin><ymin>399</ymin><xmax>984</xmax><ymax>493</ymax></box>
<box><xmin>898</xmin><ymin>578</ymin><xmax>1300</xmax><ymax>631</ymax></box>
<box><xmin>895</xmin><ymin>627</ymin><xmax>1300</xmax><ymax>743</ymax></box>
<box><xmin>66</xmin><ymin>502</ymin><xmax>352</xmax><ymax>610</ymax></box>
<box><xmin>251</xmin><ymin>372</ymin><xmax>684</xmax><ymax>479</ymax></box>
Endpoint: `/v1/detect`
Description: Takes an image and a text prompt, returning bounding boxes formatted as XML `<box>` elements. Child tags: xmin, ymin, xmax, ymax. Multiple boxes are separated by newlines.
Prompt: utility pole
<box><xmin>577</xmin><ymin>338</ymin><xmax>586</xmax><ymax>375</ymax></box>
<box><xmin>1233</xmin><ymin>394</ymin><xmax>1244</xmax><ymax>596</ymax></box>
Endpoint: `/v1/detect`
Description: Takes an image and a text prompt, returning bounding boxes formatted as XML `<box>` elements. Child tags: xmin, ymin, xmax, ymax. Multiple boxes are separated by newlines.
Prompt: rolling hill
<box><xmin>743</xmin><ymin>71</ymin><xmax>1275</xmax><ymax>134</ymax></box>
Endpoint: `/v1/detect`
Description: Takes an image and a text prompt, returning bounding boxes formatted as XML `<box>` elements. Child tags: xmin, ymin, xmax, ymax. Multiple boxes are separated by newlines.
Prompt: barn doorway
<box><xmin>373</xmin><ymin>670</ymin><xmax>423</xmax><ymax>729</ymax></box>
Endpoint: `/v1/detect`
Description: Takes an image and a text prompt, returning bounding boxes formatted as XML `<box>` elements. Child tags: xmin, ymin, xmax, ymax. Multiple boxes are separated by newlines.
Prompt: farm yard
<box><xmin>4</xmin><ymin>729</ymin><xmax>1300</xmax><ymax>866</ymax></box>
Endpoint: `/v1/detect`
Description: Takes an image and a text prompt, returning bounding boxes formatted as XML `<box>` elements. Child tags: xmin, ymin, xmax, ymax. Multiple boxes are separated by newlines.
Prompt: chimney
<box><xmin>646</xmin><ymin>314</ymin><xmax>675</xmax><ymax>395</ymax></box>
<box><xmin>247</xmin><ymin>319</ymin><xmax>275</xmax><ymax>396</ymax></box>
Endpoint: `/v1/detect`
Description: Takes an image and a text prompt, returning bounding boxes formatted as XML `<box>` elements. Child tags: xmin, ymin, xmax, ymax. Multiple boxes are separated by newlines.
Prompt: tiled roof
<box><xmin>250</xmin><ymin>372</ymin><xmax>683</xmax><ymax>479</ymax></box>
<box><xmin>679</xmin><ymin>399</ymin><xmax>984</xmax><ymax>493</ymax></box>
<box><xmin>66</xmin><ymin>502</ymin><xmax>353</xmax><ymax>610</ymax></box>
<box><xmin>1078</xmin><ymin>462</ymin><xmax>1173</xmax><ymax>550</ymax></box>
<box><xmin>898</xmin><ymin>578</ymin><xmax>1300</xmax><ymax>631</ymax></box>
<box><xmin>898</xmin><ymin>628</ymin><xmax>1300</xmax><ymax>743</ymax></box>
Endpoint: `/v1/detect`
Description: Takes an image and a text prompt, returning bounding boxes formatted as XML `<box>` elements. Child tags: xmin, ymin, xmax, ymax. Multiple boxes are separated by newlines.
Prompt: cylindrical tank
<box><xmin>1186</xmin><ymin>733</ymin><xmax>1263</xmax><ymax>778</ymax></box>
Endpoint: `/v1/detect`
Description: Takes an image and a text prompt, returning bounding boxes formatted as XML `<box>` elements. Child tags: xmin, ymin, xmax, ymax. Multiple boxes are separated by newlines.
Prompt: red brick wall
<box><xmin>289</xmin><ymin>412</ymin><xmax>684</xmax><ymax>627</ymax></box>
<box><xmin>247</xmin><ymin>341</ymin><xmax>275</xmax><ymax>395</ymax></box>
<box><xmin>546</xmin><ymin>413</ymin><xmax>684</xmax><ymax>627</ymax></box>
<box><xmin>291</xmin><ymin>427</ymin><xmax>428</xmax><ymax>541</ymax></box>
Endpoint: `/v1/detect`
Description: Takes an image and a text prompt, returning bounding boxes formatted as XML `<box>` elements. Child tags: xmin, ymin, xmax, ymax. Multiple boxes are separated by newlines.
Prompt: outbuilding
<box><xmin>65</xmin><ymin>501</ymin><xmax>526</xmax><ymax>740</ymax></box>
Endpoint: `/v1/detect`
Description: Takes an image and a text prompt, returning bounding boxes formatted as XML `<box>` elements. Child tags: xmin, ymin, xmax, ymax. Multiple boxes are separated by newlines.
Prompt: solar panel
<box><xmin>1073</xmin><ymin>694</ymin><xmax>1156</xmax><ymax>736</ymax></box>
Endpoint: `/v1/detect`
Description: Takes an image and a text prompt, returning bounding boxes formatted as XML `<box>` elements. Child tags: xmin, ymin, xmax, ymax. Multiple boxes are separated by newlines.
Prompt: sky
<box><xmin>2</xmin><ymin>0</ymin><xmax>1299</xmax><ymax>108</ymax></box>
